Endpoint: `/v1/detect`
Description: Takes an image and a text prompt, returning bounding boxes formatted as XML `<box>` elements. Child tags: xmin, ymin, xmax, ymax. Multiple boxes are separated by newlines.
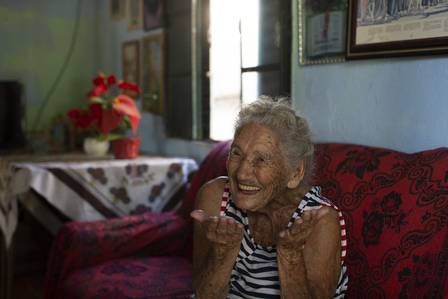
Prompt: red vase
<box><xmin>112</xmin><ymin>136</ymin><xmax>141</xmax><ymax>159</ymax></box>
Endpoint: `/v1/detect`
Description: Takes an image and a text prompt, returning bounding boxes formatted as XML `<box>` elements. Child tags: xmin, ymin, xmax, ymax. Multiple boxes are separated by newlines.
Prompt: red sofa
<box><xmin>44</xmin><ymin>141</ymin><xmax>448</xmax><ymax>298</ymax></box>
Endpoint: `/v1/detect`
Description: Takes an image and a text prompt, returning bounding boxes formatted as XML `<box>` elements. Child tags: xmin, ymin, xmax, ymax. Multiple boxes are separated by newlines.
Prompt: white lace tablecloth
<box><xmin>12</xmin><ymin>156</ymin><xmax>198</xmax><ymax>223</ymax></box>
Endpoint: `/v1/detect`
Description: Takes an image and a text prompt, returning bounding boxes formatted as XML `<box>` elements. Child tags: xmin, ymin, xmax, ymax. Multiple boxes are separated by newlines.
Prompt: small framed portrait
<box><xmin>110</xmin><ymin>0</ymin><xmax>126</xmax><ymax>21</ymax></box>
<box><xmin>143</xmin><ymin>0</ymin><xmax>164</xmax><ymax>31</ymax></box>
<box><xmin>122</xmin><ymin>40</ymin><xmax>140</xmax><ymax>87</ymax></box>
<box><xmin>141</xmin><ymin>33</ymin><xmax>165</xmax><ymax>114</ymax></box>
<box><xmin>298</xmin><ymin>0</ymin><xmax>348</xmax><ymax>65</ymax></box>
<box><xmin>128</xmin><ymin>0</ymin><xmax>143</xmax><ymax>31</ymax></box>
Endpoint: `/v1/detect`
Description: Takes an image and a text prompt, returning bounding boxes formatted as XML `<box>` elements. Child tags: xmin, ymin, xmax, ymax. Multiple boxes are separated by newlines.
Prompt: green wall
<box><xmin>0</xmin><ymin>1</ymin><xmax>98</xmax><ymax>132</ymax></box>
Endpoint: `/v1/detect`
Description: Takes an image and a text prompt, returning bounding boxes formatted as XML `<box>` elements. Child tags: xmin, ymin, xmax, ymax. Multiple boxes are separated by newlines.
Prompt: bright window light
<box><xmin>209</xmin><ymin>0</ymin><xmax>260</xmax><ymax>141</ymax></box>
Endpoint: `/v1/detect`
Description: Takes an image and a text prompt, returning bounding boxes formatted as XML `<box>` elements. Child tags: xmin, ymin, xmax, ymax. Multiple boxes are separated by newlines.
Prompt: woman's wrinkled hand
<box><xmin>191</xmin><ymin>209</ymin><xmax>243</xmax><ymax>258</ymax></box>
<box><xmin>277</xmin><ymin>208</ymin><xmax>329</xmax><ymax>263</ymax></box>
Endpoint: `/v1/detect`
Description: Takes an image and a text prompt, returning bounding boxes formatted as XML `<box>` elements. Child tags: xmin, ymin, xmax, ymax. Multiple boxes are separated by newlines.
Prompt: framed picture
<box><xmin>299</xmin><ymin>0</ymin><xmax>348</xmax><ymax>65</ymax></box>
<box><xmin>347</xmin><ymin>0</ymin><xmax>448</xmax><ymax>59</ymax></box>
<box><xmin>141</xmin><ymin>33</ymin><xmax>165</xmax><ymax>114</ymax></box>
<box><xmin>143</xmin><ymin>0</ymin><xmax>164</xmax><ymax>30</ymax></box>
<box><xmin>110</xmin><ymin>0</ymin><xmax>126</xmax><ymax>21</ymax></box>
<box><xmin>128</xmin><ymin>0</ymin><xmax>143</xmax><ymax>31</ymax></box>
<box><xmin>122</xmin><ymin>40</ymin><xmax>140</xmax><ymax>87</ymax></box>
<box><xmin>48</xmin><ymin>115</ymin><xmax>76</xmax><ymax>153</ymax></box>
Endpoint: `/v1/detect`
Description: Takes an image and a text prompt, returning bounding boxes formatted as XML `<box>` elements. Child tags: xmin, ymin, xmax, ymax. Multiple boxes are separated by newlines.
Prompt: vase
<box><xmin>112</xmin><ymin>136</ymin><xmax>141</xmax><ymax>159</ymax></box>
<box><xmin>83</xmin><ymin>137</ymin><xmax>110</xmax><ymax>157</ymax></box>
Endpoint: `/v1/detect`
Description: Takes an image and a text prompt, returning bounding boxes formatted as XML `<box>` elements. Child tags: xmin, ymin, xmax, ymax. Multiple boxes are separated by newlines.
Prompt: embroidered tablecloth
<box><xmin>12</xmin><ymin>156</ymin><xmax>198</xmax><ymax>222</ymax></box>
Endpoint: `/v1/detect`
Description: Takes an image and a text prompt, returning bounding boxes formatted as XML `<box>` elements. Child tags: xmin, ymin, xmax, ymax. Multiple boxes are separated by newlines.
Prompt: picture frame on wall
<box><xmin>143</xmin><ymin>0</ymin><xmax>164</xmax><ymax>30</ymax></box>
<box><xmin>128</xmin><ymin>0</ymin><xmax>143</xmax><ymax>31</ymax></box>
<box><xmin>298</xmin><ymin>0</ymin><xmax>348</xmax><ymax>65</ymax></box>
<box><xmin>110</xmin><ymin>0</ymin><xmax>126</xmax><ymax>21</ymax></box>
<box><xmin>122</xmin><ymin>40</ymin><xmax>140</xmax><ymax>88</ymax></box>
<box><xmin>141</xmin><ymin>33</ymin><xmax>164</xmax><ymax>114</ymax></box>
<box><xmin>347</xmin><ymin>0</ymin><xmax>448</xmax><ymax>59</ymax></box>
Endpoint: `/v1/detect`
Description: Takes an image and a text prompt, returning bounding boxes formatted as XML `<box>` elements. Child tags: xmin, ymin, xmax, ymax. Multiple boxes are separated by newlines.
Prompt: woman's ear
<box><xmin>287</xmin><ymin>160</ymin><xmax>305</xmax><ymax>189</ymax></box>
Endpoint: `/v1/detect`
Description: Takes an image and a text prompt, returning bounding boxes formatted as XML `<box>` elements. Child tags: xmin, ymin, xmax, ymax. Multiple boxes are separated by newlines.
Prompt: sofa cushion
<box><xmin>313</xmin><ymin>143</ymin><xmax>448</xmax><ymax>298</ymax></box>
<box><xmin>57</xmin><ymin>256</ymin><xmax>193</xmax><ymax>299</ymax></box>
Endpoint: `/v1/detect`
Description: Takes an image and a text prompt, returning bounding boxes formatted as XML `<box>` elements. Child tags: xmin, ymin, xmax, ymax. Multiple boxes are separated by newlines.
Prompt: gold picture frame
<box><xmin>141</xmin><ymin>33</ymin><xmax>165</xmax><ymax>114</ymax></box>
<box><xmin>122</xmin><ymin>40</ymin><xmax>140</xmax><ymax>87</ymax></box>
<box><xmin>128</xmin><ymin>0</ymin><xmax>143</xmax><ymax>31</ymax></box>
<box><xmin>110</xmin><ymin>0</ymin><xmax>126</xmax><ymax>21</ymax></box>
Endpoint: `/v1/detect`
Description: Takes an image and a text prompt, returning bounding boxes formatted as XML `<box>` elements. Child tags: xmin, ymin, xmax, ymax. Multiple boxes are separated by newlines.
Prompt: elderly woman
<box><xmin>191</xmin><ymin>97</ymin><xmax>347</xmax><ymax>298</ymax></box>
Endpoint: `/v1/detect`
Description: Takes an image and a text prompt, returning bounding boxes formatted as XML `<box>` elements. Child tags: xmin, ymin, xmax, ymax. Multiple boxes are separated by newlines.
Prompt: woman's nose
<box><xmin>236</xmin><ymin>158</ymin><xmax>253</xmax><ymax>180</ymax></box>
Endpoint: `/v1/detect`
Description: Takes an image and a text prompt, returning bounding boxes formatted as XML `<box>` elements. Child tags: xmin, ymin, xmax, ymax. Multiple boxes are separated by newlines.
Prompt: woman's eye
<box><xmin>230</xmin><ymin>148</ymin><xmax>241</xmax><ymax>156</ymax></box>
<box><xmin>255</xmin><ymin>156</ymin><xmax>266</xmax><ymax>164</ymax></box>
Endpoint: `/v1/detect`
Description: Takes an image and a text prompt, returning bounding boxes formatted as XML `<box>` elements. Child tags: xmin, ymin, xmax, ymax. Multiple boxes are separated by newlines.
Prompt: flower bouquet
<box><xmin>67</xmin><ymin>73</ymin><xmax>142</xmax><ymax>158</ymax></box>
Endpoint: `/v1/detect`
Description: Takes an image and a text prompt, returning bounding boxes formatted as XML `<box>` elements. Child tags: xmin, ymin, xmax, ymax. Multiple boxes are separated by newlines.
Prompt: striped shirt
<box><xmin>220</xmin><ymin>185</ymin><xmax>348</xmax><ymax>299</ymax></box>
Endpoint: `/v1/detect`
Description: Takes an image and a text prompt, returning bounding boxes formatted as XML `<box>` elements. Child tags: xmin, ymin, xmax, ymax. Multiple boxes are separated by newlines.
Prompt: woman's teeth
<box><xmin>238</xmin><ymin>184</ymin><xmax>260</xmax><ymax>191</ymax></box>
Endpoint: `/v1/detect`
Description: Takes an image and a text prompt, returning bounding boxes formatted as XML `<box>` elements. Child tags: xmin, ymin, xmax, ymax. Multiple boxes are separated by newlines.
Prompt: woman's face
<box><xmin>227</xmin><ymin>123</ymin><xmax>293</xmax><ymax>212</ymax></box>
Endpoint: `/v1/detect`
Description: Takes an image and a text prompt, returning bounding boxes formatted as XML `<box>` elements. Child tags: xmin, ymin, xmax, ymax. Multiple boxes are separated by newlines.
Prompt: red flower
<box><xmin>89</xmin><ymin>104</ymin><xmax>103</xmax><ymax>122</ymax></box>
<box><xmin>118</xmin><ymin>81</ymin><xmax>141</xmax><ymax>95</ymax></box>
<box><xmin>87</xmin><ymin>84</ymin><xmax>108</xmax><ymax>98</ymax></box>
<box><xmin>67</xmin><ymin>108</ymin><xmax>95</xmax><ymax>129</ymax></box>
<box><xmin>107</xmin><ymin>75</ymin><xmax>117</xmax><ymax>86</ymax></box>
<box><xmin>92</xmin><ymin>74</ymin><xmax>106</xmax><ymax>86</ymax></box>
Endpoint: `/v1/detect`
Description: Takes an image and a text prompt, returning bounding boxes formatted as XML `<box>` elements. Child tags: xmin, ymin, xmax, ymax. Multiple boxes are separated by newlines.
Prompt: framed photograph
<box><xmin>299</xmin><ymin>0</ymin><xmax>348</xmax><ymax>65</ymax></box>
<box><xmin>122</xmin><ymin>40</ymin><xmax>140</xmax><ymax>87</ymax></box>
<box><xmin>141</xmin><ymin>33</ymin><xmax>165</xmax><ymax>114</ymax></box>
<box><xmin>143</xmin><ymin>0</ymin><xmax>164</xmax><ymax>30</ymax></box>
<box><xmin>110</xmin><ymin>0</ymin><xmax>126</xmax><ymax>21</ymax></box>
<box><xmin>128</xmin><ymin>0</ymin><xmax>143</xmax><ymax>31</ymax></box>
<box><xmin>48</xmin><ymin>115</ymin><xmax>76</xmax><ymax>153</ymax></box>
<box><xmin>347</xmin><ymin>0</ymin><xmax>448</xmax><ymax>59</ymax></box>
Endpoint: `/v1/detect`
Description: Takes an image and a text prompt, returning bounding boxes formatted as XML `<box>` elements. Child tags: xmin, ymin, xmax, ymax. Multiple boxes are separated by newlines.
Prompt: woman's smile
<box><xmin>237</xmin><ymin>183</ymin><xmax>261</xmax><ymax>192</ymax></box>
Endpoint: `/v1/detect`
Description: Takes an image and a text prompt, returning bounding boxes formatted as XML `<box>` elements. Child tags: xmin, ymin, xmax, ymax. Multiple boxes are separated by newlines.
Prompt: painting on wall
<box><xmin>128</xmin><ymin>0</ymin><xmax>143</xmax><ymax>31</ymax></box>
<box><xmin>347</xmin><ymin>0</ymin><xmax>448</xmax><ymax>58</ymax></box>
<box><xmin>298</xmin><ymin>0</ymin><xmax>348</xmax><ymax>65</ymax></box>
<box><xmin>110</xmin><ymin>0</ymin><xmax>126</xmax><ymax>20</ymax></box>
<box><xmin>141</xmin><ymin>33</ymin><xmax>164</xmax><ymax>114</ymax></box>
<box><xmin>122</xmin><ymin>40</ymin><xmax>140</xmax><ymax>88</ymax></box>
<box><xmin>143</xmin><ymin>0</ymin><xmax>164</xmax><ymax>30</ymax></box>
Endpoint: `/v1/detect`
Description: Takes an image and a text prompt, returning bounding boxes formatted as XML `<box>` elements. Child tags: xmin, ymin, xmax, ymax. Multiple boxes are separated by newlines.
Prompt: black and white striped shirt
<box><xmin>220</xmin><ymin>185</ymin><xmax>348</xmax><ymax>299</ymax></box>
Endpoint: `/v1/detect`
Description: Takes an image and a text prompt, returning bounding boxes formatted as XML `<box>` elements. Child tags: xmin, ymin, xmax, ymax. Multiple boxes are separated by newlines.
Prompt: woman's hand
<box><xmin>191</xmin><ymin>209</ymin><xmax>243</xmax><ymax>259</ymax></box>
<box><xmin>277</xmin><ymin>208</ymin><xmax>329</xmax><ymax>264</ymax></box>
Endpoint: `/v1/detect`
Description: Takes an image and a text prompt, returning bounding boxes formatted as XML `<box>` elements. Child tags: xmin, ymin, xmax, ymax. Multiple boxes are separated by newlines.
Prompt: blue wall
<box><xmin>291</xmin><ymin>0</ymin><xmax>448</xmax><ymax>153</ymax></box>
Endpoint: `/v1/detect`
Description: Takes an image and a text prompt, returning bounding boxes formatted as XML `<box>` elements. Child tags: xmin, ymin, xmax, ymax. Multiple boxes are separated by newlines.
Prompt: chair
<box><xmin>43</xmin><ymin>141</ymin><xmax>230</xmax><ymax>299</ymax></box>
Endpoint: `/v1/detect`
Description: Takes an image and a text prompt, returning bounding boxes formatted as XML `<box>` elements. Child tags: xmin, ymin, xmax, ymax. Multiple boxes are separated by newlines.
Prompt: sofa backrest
<box><xmin>180</xmin><ymin>140</ymin><xmax>448</xmax><ymax>297</ymax></box>
<box><xmin>313</xmin><ymin>143</ymin><xmax>448</xmax><ymax>298</ymax></box>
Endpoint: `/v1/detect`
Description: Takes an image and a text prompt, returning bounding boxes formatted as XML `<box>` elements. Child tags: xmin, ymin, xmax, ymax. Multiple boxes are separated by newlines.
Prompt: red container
<box><xmin>112</xmin><ymin>136</ymin><xmax>141</xmax><ymax>159</ymax></box>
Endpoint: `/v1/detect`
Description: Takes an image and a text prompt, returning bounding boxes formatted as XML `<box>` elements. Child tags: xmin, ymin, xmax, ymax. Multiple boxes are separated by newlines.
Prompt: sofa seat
<box><xmin>58</xmin><ymin>256</ymin><xmax>193</xmax><ymax>299</ymax></box>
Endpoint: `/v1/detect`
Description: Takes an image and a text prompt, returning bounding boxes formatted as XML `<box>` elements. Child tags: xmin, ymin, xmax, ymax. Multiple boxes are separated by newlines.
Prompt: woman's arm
<box><xmin>277</xmin><ymin>207</ymin><xmax>341</xmax><ymax>299</ymax></box>
<box><xmin>191</xmin><ymin>178</ymin><xmax>243</xmax><ymax>299</ymax></box>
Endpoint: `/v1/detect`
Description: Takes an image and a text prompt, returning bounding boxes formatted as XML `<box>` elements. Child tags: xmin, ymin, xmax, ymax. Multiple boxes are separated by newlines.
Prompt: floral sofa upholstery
<box><xmin>44</xmin><ymin>141</ymin><xmax>448</xmax><ymax>298</ymax></box>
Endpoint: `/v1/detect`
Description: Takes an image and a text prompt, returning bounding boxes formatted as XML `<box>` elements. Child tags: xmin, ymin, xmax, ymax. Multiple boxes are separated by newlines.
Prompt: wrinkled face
<box><xmin>227</xmin><ymin>123</ymin><xmax>292</xmax><ymax>212</ymax></box>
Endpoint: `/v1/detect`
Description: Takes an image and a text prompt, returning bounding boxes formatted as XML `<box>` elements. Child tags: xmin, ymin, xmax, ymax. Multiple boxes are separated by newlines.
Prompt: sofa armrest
<box><xmin>44</xmin><ymin>211</ymin><xmax>187</xmax><ymax>299</ymax></box>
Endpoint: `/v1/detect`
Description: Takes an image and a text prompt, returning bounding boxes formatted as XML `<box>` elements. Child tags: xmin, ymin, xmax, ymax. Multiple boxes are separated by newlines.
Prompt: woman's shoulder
<box><xmin>194</xmin><ymin>176</ymin><xmax>229</xmax><ymax>216</ymax></box>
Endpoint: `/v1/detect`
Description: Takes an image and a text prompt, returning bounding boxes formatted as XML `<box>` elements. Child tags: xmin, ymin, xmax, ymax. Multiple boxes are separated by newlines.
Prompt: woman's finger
<box><xmin>190</xmin><ymin>209</ymin><xmax>208</xmax><ymax>223</ymax></box>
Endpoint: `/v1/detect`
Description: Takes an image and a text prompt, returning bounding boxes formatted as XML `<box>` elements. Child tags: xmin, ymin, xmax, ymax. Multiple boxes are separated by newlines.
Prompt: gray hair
<box><xmin>234</xmin><ymin>96</ymin><xmax>314</xmax><ymax>186</ymax></box>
